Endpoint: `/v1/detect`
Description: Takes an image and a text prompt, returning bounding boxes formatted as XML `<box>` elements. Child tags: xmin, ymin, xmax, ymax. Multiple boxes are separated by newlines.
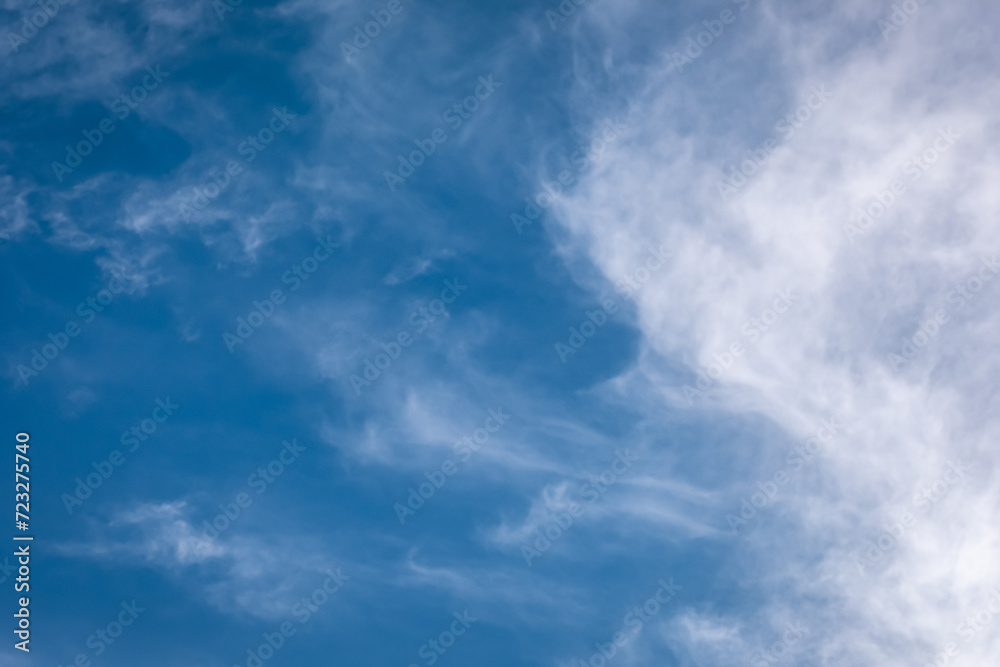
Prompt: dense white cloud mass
<box><xmin>551</xmin><ymin>0</ymin><xmax>1000</xmax><ymax>664</ymax></box>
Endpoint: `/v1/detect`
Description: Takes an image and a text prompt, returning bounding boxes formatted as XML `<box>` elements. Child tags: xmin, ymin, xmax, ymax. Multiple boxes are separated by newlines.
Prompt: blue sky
<box><xmin>2</xmin><ymin>0</ymin><xmax>1000</xmax><ymax>665</ymax></box>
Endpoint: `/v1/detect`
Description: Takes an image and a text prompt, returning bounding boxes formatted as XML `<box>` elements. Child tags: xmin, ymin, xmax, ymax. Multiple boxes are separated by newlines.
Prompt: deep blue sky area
<box><xmin>2</xmin><ymin>0</ymin><xmax>999</xmax><ymax>666</ymax></box>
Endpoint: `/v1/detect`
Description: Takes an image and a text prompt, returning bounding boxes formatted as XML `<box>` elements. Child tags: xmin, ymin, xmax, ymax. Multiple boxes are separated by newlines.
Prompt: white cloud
<box><xmin>547</xmin><ymin>0</ymin><xmax>1000</xmax><ymax>664</ymax></box>
<box><xmin>0</xmin><ymin>175</ymin><xmax>35</xmax><ymax>241</ymax></box>
<box><xmin>58</xmin><ymin>501</ymin><xmax>348</xmax><ymax>620</ymax></box>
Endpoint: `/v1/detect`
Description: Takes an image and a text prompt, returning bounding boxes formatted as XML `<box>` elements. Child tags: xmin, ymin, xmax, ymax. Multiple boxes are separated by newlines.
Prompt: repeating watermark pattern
<box><xmin>61</xmin><ymin>397</ymin><xmax>180</xmax><ymax>514</ymax></box>
<box><xmin>5</xmin><ymin>0</ymin><xmax>75</xmax><ymax>55</ymax></box>
<box><xmin>383</xmin><ymin>76</ymin><xmax>501</xmax><ymax>192</ymax></box>
<box><xmin>233</xmin><ymin>569</ymin><xmax>348</xmax><ymax>667</ymax></box>
<box><xmin>349</xmin><ymin>278</ymin><xmax>468</xmax><ymax>395</ymax></box>
<box><xmin>725</xmin><ymin>416</ymin><xmax>844</xmax><ymax>533</ymax></box>
<box><xmin>511</xmin><ymin>117</ymin><xmax>629</xmax><ymax>235</ymax></box>
<box><xmin>613</xmin><ymin>244</ymin><xmax>672</xmax><ymax>300</ymax></box>
<box><xmin>888</xmin><ymin>255</ymin><xmax>999</xmax><ymax>372</ymax></box>
<box><xmin>878</xmin><ymin>0</ymin><xmax>934</xmax><ymax>40</ymax></box>
<box><xmin>889</xmin><ymin>309</ymin><xmax>950</xmax><ymax>372</ymax></box>
<box><xmin>179</xmin><ymin>107</ymin><xmax>298</xmax><ymax>221</ymax></box>
<box><xmin>393</xmin><ymin>408</ymin><xmax>512</xmax><ymax>524</ymax></box>
<box><xmin>556</xmin><ymin>244</ymin><xmax>671</xmax><ymax>363</ymax></box>
<box><xmin>521</xmin><ymin>449</ymin><xmax>637</xmax><ymax>566</ymax></box>
<box><xmin>682</xmin><ymin>289</ymin><xmax>798</xmax><ymax>404</ymax></box>
<box><xmin>340</xmin><ymin>0</ymin><xmax>415</xmax><ymax>59</ymax></box>
<box><xmin>213</xmin><ymin>0</ymin><xmax>243</xmax><ymax>21</ymax></box>
<box><xmin>51</xmin><ymin>65</ymin><xmax>170</xmax><ymax>182</ymax></box>
<box><xmin>555</xmin><ymin>299</ymin><xmax>620</xmax><ymax>364</ymax></box>
<box><xmin>223</xmin><ymin>236</ymin><xmax>340</xmax><ymax>352</ymax></box>
<box><xmin>198</xmin><ymin>439</ymin><xmax>307</xmax><ymax>544</ymax></box>
<box><xmin>953</xmin><ymin>589</ymin><xmax>1000</xmax><ymax>655</ymax></box>
<box><xmin>0</xmin><ymin>554</ymin><xmax>17</xmax><ymax>586</ymax></box>
<box><xmin>749</xmin><ymin>621</ymin><xmax>809</xmax><ymax>667</ymax></box>
<box><xmin>408</xmin><ymin>611</ymin><xmax>478</xmax><ymax>667</ymax></box>
<box><xmin>852</xmin><ymin>460</ymin><xmax>966</xmax><ymax>575</ymax></box>
<box><xmin>919</xmin><ymin>588</ymin><xmax>1000</xmax><ymax>667</ymax></box>
<box><xmin>843</xmin><ymin>127</ymin><xmax>960</xmax><ymax>244</ymax></box>
<box><xmin>57</xmin><ymin>600</ymin><xmax>144</xmax><ymax>667</ymax></box>
<box><xmin>570</xmin><ymin>578</ymin><xmax>682</xmax><ymax>667</ymax></box>
<box><xmin>16</xmin><ymin>268</ymin><xmax>137</xmax><ymax>386</ymax></box>
<box><xmin>543</xmin><ymin>0</ymin><xmax>599</xmax><ymax>31</ymax></box>
<box><xmin>717</xmin><ymin>85</ymin><xmax>832</xmax><ymax>201</ymax></box>
<box><xmin>670</xmin><ymin>0</ymin><xmax>753</xmax><ymax>73</ymax></box>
